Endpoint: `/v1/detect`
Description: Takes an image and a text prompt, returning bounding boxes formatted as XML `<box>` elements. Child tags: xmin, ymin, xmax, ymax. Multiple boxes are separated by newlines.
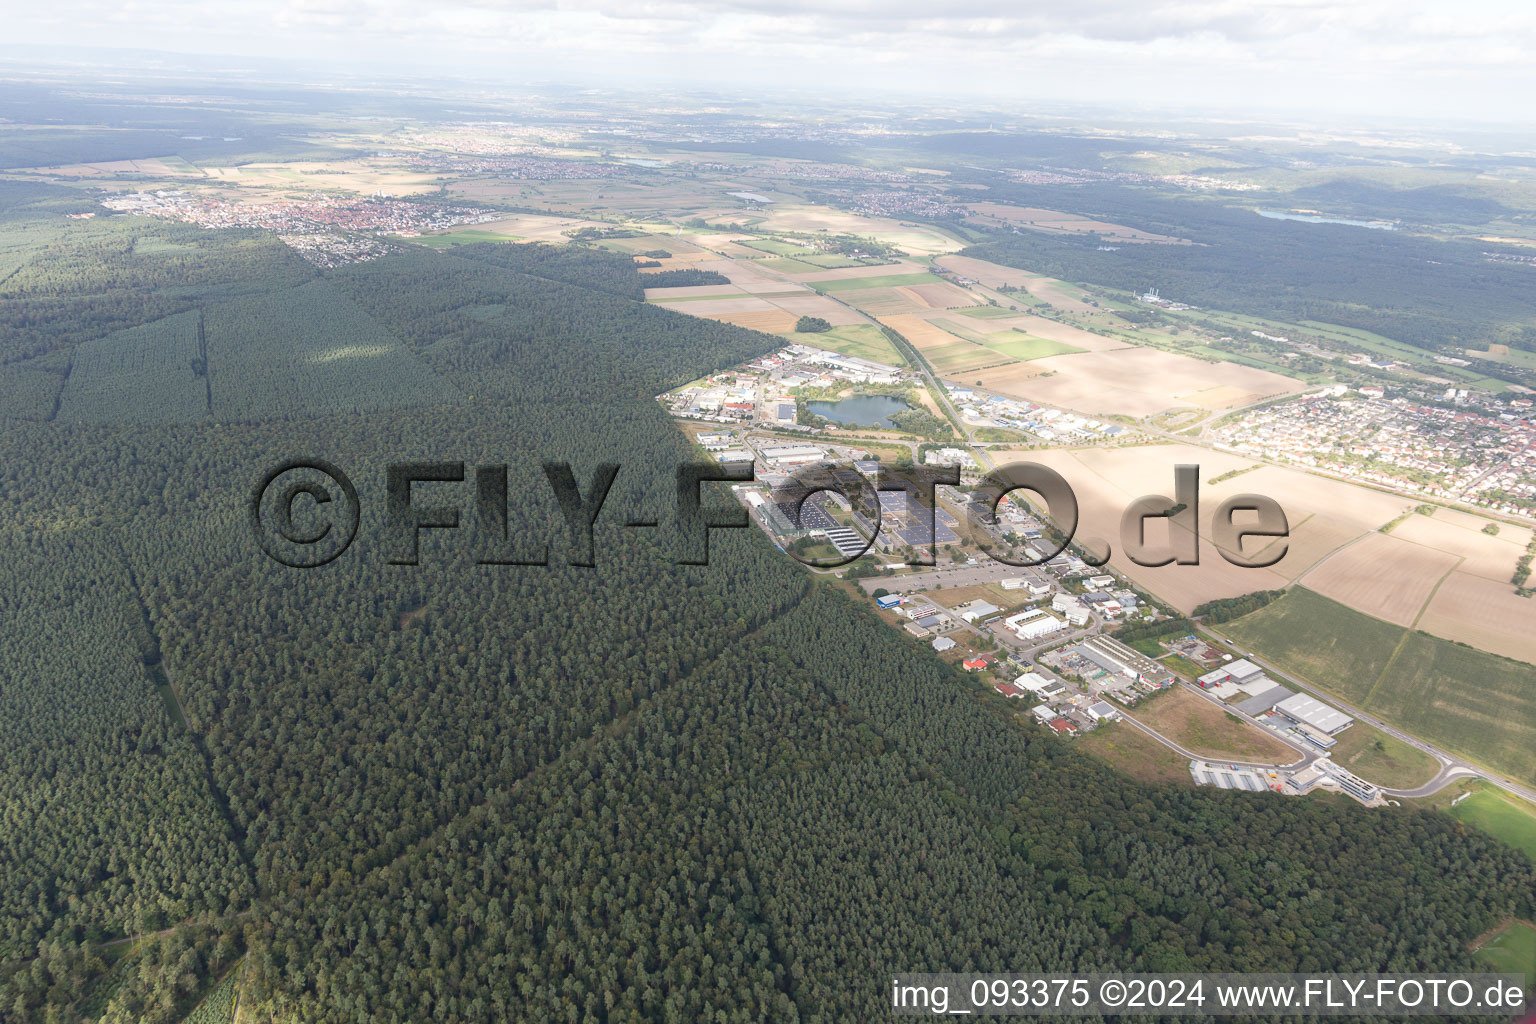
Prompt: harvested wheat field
<box><xmin>979</xmin><ymin>346</ymin><xmax>1300</xmax><ymax>417</ymax></box>
<box><xmin>934</xmin><ymin>255</ymin><xmax>1097</xmax><ymax>311</ymax></box>
<box><xmin>880</xmin><ymin>315</ymin><xmax>968</xmax><ymax>352</ymax></box>
<box><xmin>1218</xmin><ymin>466</ymin><xmax>1414</xmax><ymax>532</ymax></box>
<box><xmin>695</xmin><ymin>259</ymin><xmax>813</xmax><ymax>295</ymax></box>
<box><xmin>784</xmin><ymin>259</ymin><xmax>930</xmax><ymax>283</ymax></box>
<box><xmin>699</xmin><ymin>310</ymin><xmax>801</xmax><ymax>332</ymax></box>
<box><xmin>764</xmin><ymin>293</ymin><xmax>866</xmax><ymax>325</ymax></box>
<box><xmin>1391</xmin><ymin>512</ymin><xmax>1533</xmax><ymax>583</ymax></box>
<box><xmin>901</xmin><ymin>282</ymin><xmax>975</xmax><ymax>309</ymax></box>
<box><xmin>837</xmin><ymin>288</ymin><xmax>929</xmax><ymax>316</ymax></box>
<box><xmin>1299</xmin><ymin>532</ymin><xmax>1462</xmax><ymax>627</ymax></box>
<box><xmin>1418</xmin><ymin>572</ymin><xmax>1536</xmax><ymax>665</ymax></box>
<box><xmin>992</xmin><ymin>315</ymin><xmax>1130</xmax><ymax>353</ymax></box>
<box><xmin>653</xmin><ymin>296</ymin><xmax>780</xmax><ymax>316</ymax></box>
<box><xmin>643</xmin><ymin>283</ymin><xmax>744</xmax><ymax>300</ymax></box>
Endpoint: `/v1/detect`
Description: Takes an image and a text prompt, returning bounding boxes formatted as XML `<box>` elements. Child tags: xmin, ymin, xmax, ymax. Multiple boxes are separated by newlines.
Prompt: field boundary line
<box><xmin>1411</xmin><ymin>556</ymin><xmax>1464</xmax><ymax>629</ymax></box>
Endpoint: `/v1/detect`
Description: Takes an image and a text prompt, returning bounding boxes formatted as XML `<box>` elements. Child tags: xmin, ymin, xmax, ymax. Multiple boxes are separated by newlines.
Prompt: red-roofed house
<box><xmin>963</xmin><ymin>657</ymin><xmax>990</xmax><ymax>673</ymax></box>
<box><xmin>993</xmin><ymin>682</ymin><xmax>1025</xmax><ymax>698</ymax></box>
<box><xmin>1049</xmin><ymin>718</ymin><xmax>1079</xmax><ymax>737</ymax></box>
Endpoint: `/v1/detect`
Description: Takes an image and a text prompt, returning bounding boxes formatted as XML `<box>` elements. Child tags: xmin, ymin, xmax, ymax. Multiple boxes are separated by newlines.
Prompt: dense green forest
<box><xmin>950</xmin><ymin>181</ymin><xmax>1536</xmax><ymax>354</ymax></box>
<box><xmin>1</xmin><ymin>182</ymin><xmax>1533</xmax><ymax>1022</ymax></box>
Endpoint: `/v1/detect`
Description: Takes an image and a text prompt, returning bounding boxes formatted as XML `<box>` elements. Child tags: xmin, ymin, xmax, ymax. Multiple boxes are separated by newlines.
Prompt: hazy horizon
<box><xmin>4</xmin><ymin>0</ymin><xmax>1536</xmax><ymax>127</ymax></box>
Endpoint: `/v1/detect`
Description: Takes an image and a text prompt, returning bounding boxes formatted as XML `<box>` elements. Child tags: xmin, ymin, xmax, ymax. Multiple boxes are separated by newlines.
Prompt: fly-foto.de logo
<box><xmin>249</xmin><ymin>459</ymin><xmax>1289</xmax><ymax>570</ymax></box>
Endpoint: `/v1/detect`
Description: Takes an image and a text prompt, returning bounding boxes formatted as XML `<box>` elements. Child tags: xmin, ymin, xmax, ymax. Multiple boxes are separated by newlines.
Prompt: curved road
<box><xmin>1200</xmin><ymin>623</ymin><xmax>1532</xmax><ymax>803</ymax></box>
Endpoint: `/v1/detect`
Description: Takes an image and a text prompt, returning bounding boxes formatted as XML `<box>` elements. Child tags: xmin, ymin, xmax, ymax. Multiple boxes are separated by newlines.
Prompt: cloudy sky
<box><xmin>6</xmin><ymin>0</ymin><xmax>1534</xmax><ymax>123</ymax></box>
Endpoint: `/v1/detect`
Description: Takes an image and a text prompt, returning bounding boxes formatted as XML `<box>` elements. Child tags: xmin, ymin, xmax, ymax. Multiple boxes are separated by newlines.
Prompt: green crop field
<box><xmin>739</xmin><ymin>238</ymin><xmax>808</xmax><ymax>256</ymax></box>
<box><xmin>1475</xmin><ymin>921</ymin><xmax>1536</xmax><ymax>979</ymax></box>
<box><xmin>755</xmin><ymin>256</ymin><xmax>821</xmax><ymax>273</ymax></box>
<box><xmin>56</xmin><ymin>310</ymin><xmax>209</xmax><ymax>424</ymax></box>
<box><xmin>205</xmin><ymin>281</ymin><xmax>456</xmax><ymax>420</ymax></box>
<box><xmin>1452</xmin><ymin>788</ymin><xmax>1536</xmax><ymax>862</ymax></box>
<box><xmin>810</xmin><ymin>272</ymin><xmax>939</xmax><ymax>293</ymax></box>
<box><xmin>1224</xmin><ymin>588</ymin><xmax>1536</xmax><ymax>785</ymax></box>
<box><xmin>799</xmin><ymin>253</ymin><xmax>866</xmax><ymax>269</ymax></box>
<box><xmin>780</xmin><ymin>324</ymin><xmax>904</xmax><ymax>366</ymax></box>
<box><xmin>988</xmin><ymin>334</ymin><xmax>1084</xmax><ymax>360</ymax></box>
<box><xmin>413</xmin><ymin>230</ymin><xmax>518</xmax><ymax>247</ymax></box>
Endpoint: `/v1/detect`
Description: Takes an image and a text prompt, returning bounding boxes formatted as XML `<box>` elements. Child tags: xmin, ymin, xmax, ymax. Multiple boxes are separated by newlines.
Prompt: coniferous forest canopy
<box><xmin>1</xmin><ymin>150</ymin><xmax>1534</xmax><ymax>1024</ymax></box>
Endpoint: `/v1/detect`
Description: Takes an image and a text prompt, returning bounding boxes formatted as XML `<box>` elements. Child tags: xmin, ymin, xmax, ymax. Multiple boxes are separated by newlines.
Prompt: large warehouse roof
<box><xmin>1275</xmin><ymin>693</ymin><xmax>1354</xmax><ymax>735</ymax></box>
<box><xmin>1235</xmin><ymin>683</ymin><xmax>1293</xmax><ymax>717</ymax></box>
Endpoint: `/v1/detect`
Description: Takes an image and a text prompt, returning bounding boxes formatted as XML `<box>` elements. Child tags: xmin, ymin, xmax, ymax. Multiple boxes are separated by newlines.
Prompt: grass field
<box><xmin>412</xmin><ymin>229</ymin><xmax>519</xmax><ymax>247</ymax></box>
<box><xmin>1075</xmin><ymin>720</ymin><xmax>1192</xmax><ymax>785</ymax></box>
<box><xmin>1474</xmin><ymin>920</ymin><xmax>1536</xmax><ymax>980</ymax></box>
<box><xmin>781</xmin><ymin>324</ymin><xmax>905</xmax><ymax>366</ymax></box>
<box><xmin>1129</xmin><ymin>686</ymin><xmax>1297</xmax><ymax>762</ymax></box>
<box><xmin>811</xmin><ymin>272</ymin><xmax>940</xmax><ymax>293</ymax></box>
<box><xmin>1223</xmin><ymin>587</ymin><xmax>1536</xmax><ymax>786</ymax></box>
<box><xmin>988</xmin><ymin>335</ymin><xmax>1086</xmax><ymax>360</ymax></box>
<box><xmin>738</xmin><ymin>238</ymin><xmax>809</xmax><ymax>256</ymax></box>
<box><xmin>799</xmin><ymin>253</ymin><xmax>870</xmax><ymax>269</ymax></box>
<box><xmin>1327</xmin><ymin>721</ymin><xmax>1438</xmax><ymax>789</ymax></box>
<box><xmin>755</xmin><ymin>257</ymin><xmax>822</xmax><ymax>274</ymax></box>
<box><xmin>1451</xmin><ymin>787</ymin><xmax>1536</xmax><ymax>863</ymax></box>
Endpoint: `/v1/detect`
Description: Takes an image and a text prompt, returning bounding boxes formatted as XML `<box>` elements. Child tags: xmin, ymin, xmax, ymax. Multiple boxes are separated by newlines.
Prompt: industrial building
<box><xmin>1087</xmin><ymin>701</ymin><xmax>1118</xmax><ymax>722</ymax></box>
<box><xmin>1016</xmin><ymin>672</ymin><xmax>1066</xmax><ymax>698</ymax></box>
<box><xmin>1234</xmin><ymin>683</ymin><xmax>1294</xmax><ymax>717</ymax></box>
<box><xmin>1005</xmin><ymin>608</ymin><xmax>1066</xmax><ymax>640</ymax></box>
<box><xmin>1198</xmin><ymin>658</ymin><xmax>1268</xmax><ymax>688</ymax></box>
<box><xmin>757</xmin><ymin>444</ymin><xmax>826</xmax><ymax>468</ymax></box>
<box><xmin>875</xmin><ymin>594</ymin><xmax>903</xmax><ymax>610</ymax></box>
<box><xmin>1075</xmin><ymin>635</ymin><xmax>1174</xmax><ymax>688</ymax></box>
<box><xmin>1274</xmin><ymin>693</ymin><xmax>1354</xmax><ymax>735</ymax></box>
<box><xmin>932</xmin><ymin>636</ymin><xmax>956</xmax><ymax>653</ymax></box>
<box><xmin>956</xmin><ymin>600</ymin><xmax>1001</xmax><ymax>623</ymax></box>
<box><xmin>1189</xmin><ymin>760</ymin><xmax>1276</xmax><ymax>793</ymax></box>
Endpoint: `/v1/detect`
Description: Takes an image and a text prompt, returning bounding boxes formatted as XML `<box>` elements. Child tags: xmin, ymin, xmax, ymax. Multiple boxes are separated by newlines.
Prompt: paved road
<box><xmin>1200</xmin><ymin>623</ymin><xmax>1536</xmax><ymax>803</ymax></box>
<box><xmin>703</xmin><ymin>242</ymin><xmax>1533</xmax><ymax>804</ymax></box>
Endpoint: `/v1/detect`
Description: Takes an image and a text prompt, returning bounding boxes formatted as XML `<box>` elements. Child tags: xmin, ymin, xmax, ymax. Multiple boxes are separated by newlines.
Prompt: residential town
<box><xmin>1211</xmin><ymin>385</ymin><xmax>1536</xmax><ymax>517</ymax></box>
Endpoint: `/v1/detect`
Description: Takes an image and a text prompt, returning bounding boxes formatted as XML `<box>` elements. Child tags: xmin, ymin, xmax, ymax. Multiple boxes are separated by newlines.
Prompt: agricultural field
<box><xmin>781</xmin><ymin>324</ymin><xmax>904</xmax><ymax>365</ymax></box>
<box><xmin>1223</xmin><ymin>588</ymin><xmax>1536</xmax><ymax>786</ymax></box>
<box><xmin>810</xmin><ymin>272</ymin><xmax>941</xmax><ymax>294</ymax></box>
<box><xmin>934</xmin><ymin>255</ymin><xmax>1098</xmax><ymax>312</ymax></box>
<box><xmin>697</xmin><ymin>309</ymin><xmax>800</xmax><ymax>332</ymax></box>
<box><xmin>960</xmin><ymin>202</ymin><xmax>1195</xmax><ymax>244</ymax></box>
<box><xmin>56</xmin><ymin>310</ymin><xmax>209</xmax><ymax>423</ymax></box>
<box><xmin>1128</xmin><ymin>686</ymin><xmax>1298</xmax><ymax>763</ymax></box>
<box><xmin>1007</xmin><ymin>346</ymin><xmax>1303</xmax><ymax>417</ymax></box>
<box><xmin>927</xmin><ymin>317</ymin><xmax>1085</xmax><ymax>361</ymax></box>
<box><xmin>746</xmin><ymin>205</ymin><xmax>963</xmax><ymax>255</ymax></box>
<box><xmin>204</xmin><ymin>281</ymin><xmax>456</xmax><ymax>421</ymax></box>
<box><xmin>1416</xmin><ymin>572</ymin><xmax>1536</xmax><ymax>664</ymax></box>
<box><xmin>1391</xmin><ymin>508</ymin><xmax>1533</xmax><ymax>581</ymax></box>
<box><xmin>1298</xmin><ymin>531</ymin><xmax>1461</xmax><ymax>627</ymax></box>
